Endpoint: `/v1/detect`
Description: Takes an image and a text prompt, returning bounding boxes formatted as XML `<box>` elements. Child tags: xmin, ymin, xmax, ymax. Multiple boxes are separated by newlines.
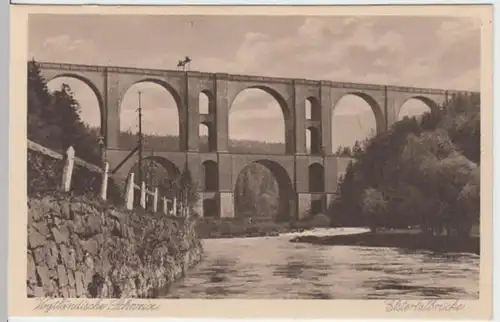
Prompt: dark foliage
<box><xmin>27</xmin><ymin>60</ymin><xmax>101</xmax><ymax>165</ymax></box>
<box><xmin>330</xmin><ymin>92</ymin><xmax>481</xmax><ymax>237</ymax></box>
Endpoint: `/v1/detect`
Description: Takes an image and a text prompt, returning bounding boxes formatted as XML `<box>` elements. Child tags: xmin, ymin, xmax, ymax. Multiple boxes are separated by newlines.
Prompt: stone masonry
<box><xmin>27</xmin><ymin>193</ymin><xmax>203</xmax><ymax>298</ymax></box>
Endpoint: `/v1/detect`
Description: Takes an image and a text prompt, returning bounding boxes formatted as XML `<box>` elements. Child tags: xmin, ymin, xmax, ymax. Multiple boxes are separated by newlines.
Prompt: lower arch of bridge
<box><xmin>233</xmin><ymin>159</ymin><xmax>295</xmax><ymax>222</ymax></box>
<box><xmin>229</xmin><ymin>87</ymin><xmax>291</xmax><ymax>154</ymax></box>
<box><xmin>45</xmin><ymin>74</ymin><xmax>105</xmax><ymax>135</ymax></box>
<box><xmin>128</xmin><ymin>156</ymin><xmax>182</xmax><ymax>201</ymax></box>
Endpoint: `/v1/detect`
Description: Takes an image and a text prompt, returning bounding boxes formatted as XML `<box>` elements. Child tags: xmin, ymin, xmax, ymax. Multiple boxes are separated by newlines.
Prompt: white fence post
<box><xmin>100</xmin><ymin>162</ymin><xmax>109</xmax><ymax>200</ymax></box>
<box><xmin>153</xmin><ymin>188</ymin><xmax>159</xmax><ymax>212</ymax></box>
<box><xmin>163</xmin><ymin>197</ymin><xmax>168</xmax><ymax>214</ymax></box>
<box><xmin>61</xmin><ymin>146</ymin><xmax>75</xmax><ymax>192</ymax></box>
<box><xmin>125</xmin><ymin>172</ymin><xmax>135</xmax><ymax>210</ymax></box>
<box><xmin>140</xmin><ymin>181</ymin><xmax>146</xmax><ymax>209</ymax></box>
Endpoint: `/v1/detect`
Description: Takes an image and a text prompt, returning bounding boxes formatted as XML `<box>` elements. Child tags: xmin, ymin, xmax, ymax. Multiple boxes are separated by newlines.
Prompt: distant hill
<box><xmin>114</xmin><ymin>129</ymin><xmax>287</xmax><ymax>154</ymax></box>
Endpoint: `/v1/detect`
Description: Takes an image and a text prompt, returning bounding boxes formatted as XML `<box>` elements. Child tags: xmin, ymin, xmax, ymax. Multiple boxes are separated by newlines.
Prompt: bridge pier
<box><xmin>297</xmin><ymin>193</ymin><xmax>311</xmax><ymax>220</ymax></box>
<box><xmin>297</xmin><ymin>193</ymin><xmax>327</xmax><ymax>220</ymax></box>
<box><xmin>219</xmin><ymin>192</ymin><xmax>234</xmax><ymax>219</ymax></box>
<box><xmin>196</xmin><ymin>191</ymin><xmax>218</xmax><ymax>218</ymax></box>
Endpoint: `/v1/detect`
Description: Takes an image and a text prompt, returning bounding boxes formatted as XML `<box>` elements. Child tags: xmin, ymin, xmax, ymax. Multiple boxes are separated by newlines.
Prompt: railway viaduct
<box><xmin>35</xmin><ymin>61</ymin><xmax>476</xmax><ymax>220</ymax></box>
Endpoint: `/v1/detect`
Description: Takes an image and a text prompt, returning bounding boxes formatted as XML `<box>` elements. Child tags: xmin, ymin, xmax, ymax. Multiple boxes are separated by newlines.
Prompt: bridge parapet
<box><xmin>185</xmin><ymin>70</ymin><xmax>215</xmax><ymax>78</ymax></box>
<box><xmin>386</xmin><ymin>85</ymin><xmax>448</xmax><ymax>95</ymax></box>
<box><xmin>37</xmin><ymin>62</ymin><xmax>107</xmax><ymax>73</ymax></box>
<box><xmin>329</xmin><ymin>81</ymin><xmax>384</xmax><ymax>91</ymax></box>
<box><xmin>214</xmin><ymin>72</ymin><xmax>229</xmax><ymax>79</ymax></box>
<box><xmin>299</xmin><ymin>79</ymin><xmax>321</xmax><ymax>86</ymax></box>
<box><xmin>105</xmin><ymin>66</ymin><xmax>180</xmax><ymax>77</ymax></box>
<box><xmin>226</xmin><ymin>73</ymin><xmax>293</xmax><ymax>84</ymax></box>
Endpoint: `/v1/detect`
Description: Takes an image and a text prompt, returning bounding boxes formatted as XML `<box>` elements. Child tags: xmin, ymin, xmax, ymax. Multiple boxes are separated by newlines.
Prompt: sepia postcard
<box><xmin>9</xmin><ymin>3</ymin><xmax>493</xmax><ymax>320</ymax></box>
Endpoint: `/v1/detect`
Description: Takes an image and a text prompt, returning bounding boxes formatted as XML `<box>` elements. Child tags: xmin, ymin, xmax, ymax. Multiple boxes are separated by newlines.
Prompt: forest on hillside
<box><xmin>330</xmin><ymin>93</ymin><xmax>480</xmax><ymax>237</ymax></box>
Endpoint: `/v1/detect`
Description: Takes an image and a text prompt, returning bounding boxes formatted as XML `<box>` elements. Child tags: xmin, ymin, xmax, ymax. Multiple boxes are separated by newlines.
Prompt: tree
<box><xmin>352</xmin><ymin>140</ymin><xmax>363</xmax><ymax>159</ymax></box>
<box><xmin>27</xmin><ymin>59</ymin><xmax>51</xmax><ymax>115</ymax></box>
<box><xmin>27</xmin><ymin>60</ymin><xmax>61</xmax><ymax>149</ymax></box>
<box><xmin>330</xmin><ymin>92</ymin><xmax>480</xmax><ymax>235</ymax></box>
<box><xmin>178</xmin><ymin>162</ymin><xmax>199</xmax><ymax>216</ymax></box>
<box><xmin>341</xmin><ymin>146</ymin><xmax>352</xmax><ymax>157</ymax></box>
<box><xmin>455</xmin><ymin>167</ymin><xmax>480</xmax><ymax>237</ymax></box>
<box><xmin>27</xmin><ymin>60</ymin><xmax>101</xmax><ymax>164</ymax></box>
<box><xmin>361</xmin><ymin>187</ymin><xmax>387</xmax><ymax>232</ymax></box>
<box><xmin>234</xmin><ymin>164</ymin><xmax>279</xmax><ymax>219</ymax></box>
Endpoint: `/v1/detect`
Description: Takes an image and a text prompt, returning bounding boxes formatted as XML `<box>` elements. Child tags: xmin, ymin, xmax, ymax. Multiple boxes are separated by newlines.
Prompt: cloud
<box><xmin>436</xmin><ymin>18</ymin><xmax>481</xmax><ymax>45</ymax></box>
<box><xmin>33</xmin><ymin>35</ymin><xmax>99</xmax><ymax>64</ymax></box>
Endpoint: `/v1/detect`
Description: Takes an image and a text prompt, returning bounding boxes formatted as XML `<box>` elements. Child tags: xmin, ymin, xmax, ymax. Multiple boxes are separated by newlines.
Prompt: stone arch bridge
<box><xmin>35</xmin><ymin>61</ymin><xmax>477</xmax><ymax>220</ymax></box>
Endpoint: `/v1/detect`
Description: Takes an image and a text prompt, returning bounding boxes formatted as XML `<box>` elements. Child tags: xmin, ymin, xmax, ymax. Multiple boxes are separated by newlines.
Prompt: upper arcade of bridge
<box><xmin>34</xmin><ymin>61</ymin><xmax>478</xmax><ymax>97</ymax></box>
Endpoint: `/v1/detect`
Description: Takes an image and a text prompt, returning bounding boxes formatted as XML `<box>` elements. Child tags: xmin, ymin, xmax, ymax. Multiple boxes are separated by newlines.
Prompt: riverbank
<box><xmin>195</xmin><ymin>215</ymin><xmax>331</xmax><ymax>239</ymax></box>
<box><xmin>290</xmin><ymin>229</ymin><xmax>480</xmax><ymax>254</ymax></box>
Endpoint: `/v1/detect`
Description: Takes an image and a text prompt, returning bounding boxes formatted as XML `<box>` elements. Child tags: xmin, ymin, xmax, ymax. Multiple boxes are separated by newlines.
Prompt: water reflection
<box><xmin>161</xmin><ymin>228</ymin><xmax>479</xmax><ymax>299</ymax></box>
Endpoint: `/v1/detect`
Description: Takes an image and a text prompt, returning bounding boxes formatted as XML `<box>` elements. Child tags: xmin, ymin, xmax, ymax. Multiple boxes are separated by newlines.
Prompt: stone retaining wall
<box><xmin>27</xmin><ymin>193</ymin><xmax>203</xmax><ymax>298</ymax></box>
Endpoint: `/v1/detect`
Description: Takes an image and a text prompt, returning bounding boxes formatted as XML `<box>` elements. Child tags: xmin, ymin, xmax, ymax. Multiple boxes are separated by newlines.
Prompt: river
<box><xmin>162</xmin><ymin>228</ymin><xmax>480</xmax><ymax>299</ymax></box>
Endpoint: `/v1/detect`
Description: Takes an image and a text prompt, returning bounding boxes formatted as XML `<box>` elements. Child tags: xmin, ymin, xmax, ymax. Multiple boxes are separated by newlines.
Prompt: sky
<box><xmin>28</xmin><ymin>14</ymin><xmax>481</xmax><ymax>151</ymax></box>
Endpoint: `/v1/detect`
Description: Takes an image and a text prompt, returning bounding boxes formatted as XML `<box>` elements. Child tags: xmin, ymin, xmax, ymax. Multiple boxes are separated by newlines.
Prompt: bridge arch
<box><xmin>123</xmin><ymin>78</ymin><xmax>184</xmax><ymax>111</ymax></box>
<box><xmin>331</xmin><ymin>93</ymin><xmax>382</xmax><ymax>154</ymax></box>
<box><xmin>199</xmin><ymin>90</ymin><xmax>216</xmax><ymax>152</ymax></box>
<box><xmin>229</xmin><ymin>86</ymin><xmax>291</xmax><ymax>154</ymax></box>
<box><xmin>409</xmin><ymin>96</ymin><xmax>440</xmax><ymax>111</ymax></box>
<box><xmin>128</xmin><ymin>156</ymin><xmax>181</xmax><ymax>188</ymax></box>
<box><xmin>333</xmin><ymin>92</ymin><xmax>385</xmax><ymax>133</ymax></box>
<box><xmin>145</xmin><ymin>156</ymin><xmax>181</xmax><ymax>175</ymax></box>
<box><xmin>234</xmin><ymin>159</ymin><xmax>295</xmax><ymax>222</ymax></box>
<box><xmin>306</xmin><ymin>126</ymin><xmax>321</xmax><ymax>155</ymax></box>
<box><xmin>199</xmin><ymin>89</ymin><xmax>215</xmax><ymax>115</ymax></box>
<box><xmin>120</xmin><ymin>79</ymin><xmax>183</xmax><ymax>151</ymax></box>
<box><xmin>397</xmin><ymin>96</ymin><xmax>440</xmax><ymax>121</ymax></box>
<box><xmin>126</xmin><ymin>155</ymin><xmax>182</xmax><ymax>208</ymax></box>
<box><xmin>305</xmin><ymin>96</ymin><xmax>321</xmax><ymax>121</ymax></box>
<box><xmin>232</xmin><ymin>85</ymin><xmax>290</xmax><ymax>118</ymax></box>
<box><xmin>45</xmin><ymin>73</ymin><xmax>105</xmax><ymax>133</ymax></box>
<box><xmin>305</xmin><ymin>96</ymin><xmax>322</xmax><ymax>154</ymax></box>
